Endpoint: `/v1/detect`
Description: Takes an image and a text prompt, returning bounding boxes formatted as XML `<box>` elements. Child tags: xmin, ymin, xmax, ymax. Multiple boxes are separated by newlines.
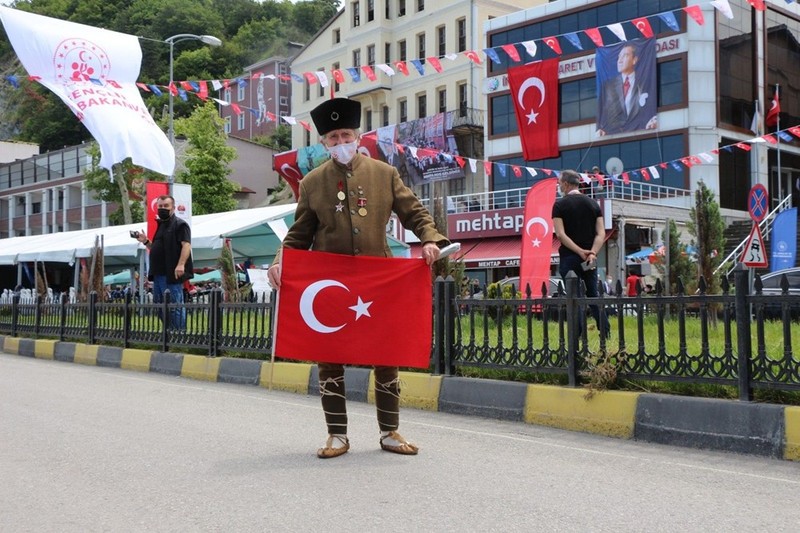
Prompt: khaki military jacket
<box><xmin>275</xmin><ymin>153</ymin><xmax>448</xmax><ymax>261</ymax></box>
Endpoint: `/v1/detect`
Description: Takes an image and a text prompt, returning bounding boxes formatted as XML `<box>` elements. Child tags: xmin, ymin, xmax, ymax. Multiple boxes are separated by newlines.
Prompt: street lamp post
<box><xmin>164</xmin><ymin>33</ymin><xmax>222</xmax><ymax>191</ymax></box>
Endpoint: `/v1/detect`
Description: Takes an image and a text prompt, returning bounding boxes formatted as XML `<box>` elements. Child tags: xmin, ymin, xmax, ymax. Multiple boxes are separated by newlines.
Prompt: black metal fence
<box><xmin>1</xmin><ymin>265</ymin><xmax>797</xmax><ymax>400</ymax></box>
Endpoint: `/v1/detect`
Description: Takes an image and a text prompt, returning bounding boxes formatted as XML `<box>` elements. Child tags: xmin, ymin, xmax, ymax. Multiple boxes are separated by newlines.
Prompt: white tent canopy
<box><xmin>1</xmin><ymin>204</ymin><xmax>411</xmax><ymax>270</ymax></box>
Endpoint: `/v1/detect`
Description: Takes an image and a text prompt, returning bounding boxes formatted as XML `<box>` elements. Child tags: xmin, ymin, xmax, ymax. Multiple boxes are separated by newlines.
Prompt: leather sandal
<box><xmin>317</xmin><ymin>435</ymin><xmax>350</xmax><ymax>459</ymax></box>
<box><xmin>379</xmin><ymin>431</ymin><xmax>419</xmax><ymax>455</ymax></box>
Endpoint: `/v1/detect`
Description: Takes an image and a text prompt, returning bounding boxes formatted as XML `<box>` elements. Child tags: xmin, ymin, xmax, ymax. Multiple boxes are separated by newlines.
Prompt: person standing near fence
<box><xmin>136</xmin><ymin>195</ymin><xmax>193</xmax><ymax>330</ymax></box>
<box><xmin>552</xmin><ymin>170</ymin><xmax>609</xmax><ymax>339</ymax></box>
<box><xmin>267</xmin><ymin>97</ymin><xmax>448</xmax><ymax>459</ymax></box>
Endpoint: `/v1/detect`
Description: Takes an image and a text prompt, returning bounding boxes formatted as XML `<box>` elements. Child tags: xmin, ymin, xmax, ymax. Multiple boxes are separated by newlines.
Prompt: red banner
<box><xmin>273</xmin><ymin>150</ymin><xmax>304</xmax><ymax>200</ymax></box>
<box><xmin>507</xmin><ymin>59</ymin><xmax>560</xmax><ymax>161</ymax></box>
<box><xmin>274</xmin><ymin>249</ymin><xmax>432</xmax><ymax>368</ymax></box>
<box><xmin>145</xmin><ymin>181</ymin><xmax>169</xmax><ymax>242</ymax></box>
<box><xmin>519</xmin><ymin>178</ymin><xmax>558</xmax><ymax>298</ymax></box>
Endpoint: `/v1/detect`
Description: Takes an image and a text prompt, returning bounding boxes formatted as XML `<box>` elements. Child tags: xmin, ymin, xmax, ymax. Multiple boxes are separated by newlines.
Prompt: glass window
<box><xmin>418</xmin><ymin>33</ymin><xmax>425</xmax><ymax>61</ymax></box>
<box><xmin>365</xmin><ymin>108</ymin><xmax>372</xmax><ymax>131</ymax></box>
<box><xmin>417</xmin><ymin>0</ymin><xmax>424</xmax><ymax>12</ymax></box>
<box><xmin>367</xmin><ymin>0</ymin><xmax>374</xmax><ymax>21</ymax></box>
<box><xmin>560</xmin><ymin>77</ymin><xmax>596</xmax><ymax>123</ymax></box>
<box><xmin>399</xmin><ymin>99</ymin><xmax>408</xmax><ymax>123</ymax></box>
<box><xmin>398</xmin><ymin>0</ymin><xmax>406</xmax><ymax>17</ymax></box>
<box><xmin>333</xmin><ymin>29</ymin><xmax>340</xmax><ymax>44</ymax></box>
<box><xmin>237</xmin><ymin>83</ymin><xmax>245</xmax><ymax>101</ymax></box>
<box><xmin>457</xmin><ymin>18</ymin><xmax>466</xmax><ymax>52</ymax></box>
<box><xmin>224</xmin><ymin>116</ymin><xmax>231</xmax><ymax>134</ymax></box>
<box><xmin>384</xmin><ymin>43</ymin><xmax>391</xmax><ymax>63</ymax></box>
<box><xmin>418</xmin><ymin>93</ymin><xmax>427</xmax><ymax>119</ymax></box>
<box><xmin>658</xmin><ymin>58</ymin><xmax>683</xmax><ymax>107</ymax></box>
<box><xmin>385</xmin><ymin>0</ymin><xmax>391</xmax><ymax>19</ymax></box>
<box><xmin>490</xmin><ymin>94</ymin><xmax>514</xmax><ymax>135</ymax></box>
<box><xmin>437</xmin><ymin>26</ymin><xmax>446</xmax><ymax>57</ymax></box>
<box><xmin>367</xmin><ymin>45</ymin><xmax>375</xmax><ymax>66</ymax></box>
<box><xmin>352</xmin><ymin>1</ymin><xmax>360</xmax><ymax>26</ymax></box>
<box><xmin>399</xmin><ymin>40</ymin><xmax>407</xmax><ymax>61</ymax></box>
<box><xmin>438</xmin><ymin>87</ymin><xmax>447</xmax><ymax>113</ymax></box>
<box><xmin>353</xmin><ymin>48</ymin><xmax>361</xmax><ymax>68</ymax></box>
<box><xmin>238</xmin><ymin>113</ymin><xmax>245</xmax><ymax>130</ymax></box>
<box><xmin>458</xmin><ymin>82</ymin><xmax>467</xmax><ymax>114</ymax></box>
<box><xmin>382</xmin><ymin>105</ymin><xmax>390</xmax><ymax>126</ymax></box>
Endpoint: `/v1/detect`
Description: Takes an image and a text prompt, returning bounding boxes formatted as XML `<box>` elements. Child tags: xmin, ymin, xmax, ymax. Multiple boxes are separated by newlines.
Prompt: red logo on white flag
<box><xmin>507</xmin><ymin>59</ymin><xmax>560</xmax><ymax>161</ymax></box>
<box><xmin>274</xmin><ymin>249</ymin><xmax>432</xmax><ymax>368</ymax></box>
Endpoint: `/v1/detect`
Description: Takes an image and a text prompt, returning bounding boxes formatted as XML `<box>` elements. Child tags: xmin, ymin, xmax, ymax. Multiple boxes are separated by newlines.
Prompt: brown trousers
<box><xmin>318</xmin><ymin>363</ymin><xmax>400</xmax><ymax>434</ymax></box>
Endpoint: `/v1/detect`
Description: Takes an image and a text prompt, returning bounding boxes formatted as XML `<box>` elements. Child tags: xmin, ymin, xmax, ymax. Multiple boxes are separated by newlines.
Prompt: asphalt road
<box><xmin>2</xmin><ymin>352</ymin><xmax>800</xmax><ymax>532</ymax></box>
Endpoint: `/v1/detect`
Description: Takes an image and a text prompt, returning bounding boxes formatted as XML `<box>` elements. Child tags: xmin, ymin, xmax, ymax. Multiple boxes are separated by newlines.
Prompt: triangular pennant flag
<box><xmin>247</xmin><ymin>108</ymin><xmax>258</xmax><ymax>118</ymax></box>
<box><xmin>788</xmin><ymin>125</ymin><xmax>800</xmax><ymax>138</ymax></box>
<box><xmin>211</xmin><ymin>80</ymin><xmax>223</xmax><ymax>91</ymax></box>
<box><xmin>526</xmin><ymin>167</ymin><xmax>538</xmax><ymax>178</ymax></box>
<box><xmin>584</xmin><ymin>28</ymin><xmax>603</xmax><ymax>47</ymax></box>
<box><xmin>444</xmin><ymin>53</ymin><xmax>459</xmax><ymax>61</ymax></box>
<box><xmin>747</xmin><ymin>0</ymin><xmax>766</xmax><ymax>11</ymax></box>
<box><xmin>299</xmin><ymin>120</ymin><xmax>312</xmax><ymax>132</ymax></box>
<box><xmin>345</xmin><ymin>67</ymin><xmax>361</xmax><ymax>82</ymax></box>
<box><xmin>427</xmin><ymin>57</ymin><xmax>443</xmax><ymax>72</ymax></box>
<box><xmin>659</xmin><ymin>162</ymin><xmax>668</xmax><ymax>168</ymax></box>
<box><xmin>735</xmin><ymin>142</ymin><xmax>752</xmax><ymax>151</ymax></box>
<box><xmin>698</xmin><ymin>152</ymin><xmax>715</xmax><ymax>163</ymax></box>
<box><xmin>454</xmin><ymin>155</ymin><xmax>465</xmax><ymax>168</ymax></box>
<box><xmin>648</xmin><ymin>166</ymin><xmax>660</xmax><ymax>179</ymax></box>
<box><xmin>564</xmin><ymin>33</ymin><xmax>583</xmax><ymax>50</ymax></box>
<box><xmin>136</xmin><ymin>82</ymin><xmax>149</xmax><ymax>92</ymax></box>
<box><xmin>520</xmin><ymin>40</ymin><xmax>538</xmax><ymax>58</ymax></box>
<box><xmin>5</xmin><ymin>74</ymin><xmax>18</xmax><ymax>88</ymax></box>
<box><xmin>198</xmin><ymin>80</ymin><xmax>208</xmax><ymax>100</ymax></box>
<box><xmin>409</xmin><ymin>59</ymin><xmax>425</xmax><ymax>75</ymax></box>
<box><xmin>640</xmin><ymin>168</ymin><xmax>651</xmax><ymax>181</ymax></box>
<box><xmin>168</xmin><ymin>82</ymin><xmax>178</xmax><ymax>96</ymax></box>
<box><xmin>684</xmin><ymin>5</ymin><xmax>704</xmax><ymax>26</ymax></box>
<box><xmin>777</xmin><ymin>131</ymin><xmax>794</xmax><ymax>142</ymax></box>
<box><xmin>512</xmin><ymin>165</ymin><xmax>522</xmax><ymax>178</ymax></box>
<box><xmin>332</xmin><ymin>69</ymin><xmax>345</xmax><ymax>83</ymax></box>
<box><xmin>290</xmin><ymin>73</ymin><xmax>304</xmax><ymax>83</ymax></box>
<box><xmin>497</xmin><ymin>164</ymin><xmax>506</xmax><ymax>177</ymax></box>
<box><xmin>500</xmin><ymin>44</ymin><xmax>520</xmax><ymax>63</ymax></box>
<box><xmin>315</xmin><ymin>71</ymin><xmax>329</xmax><ymax>87</ymax></box>
<box><xmin>178</xmin><ymin>88</ymin><xmax>188</xmax><ymax>102</ymax></box>
<box><xmin>632</xmin><ymin>17</ymin><xmax>654</xmax><ymax>38</ymax></box>
<box><xmin>281</xmin><ymin>116</ymin><xmax>297</xmax><ymax>125</ymax></box>
<box><xmin>266</xmin><ymin>111</ymin><xmax>276</xmax><ymax>122</ymax></box>
<box><xmin>543</xmin><ymin>37</ymin><xmax>562</xmax><ymax>55</ymax></box>
<box><xmin>670</xmin><ymin>161</ymin><xmax>684</xmax><ymax>171</ymax></box>
<box><xmin>658</xmin><ymin>12</ymin><xmax>680</xmax><ymax>32</ymax></box>
<box><xmin>483</xmin><ymin>161</ymin><xmax>492</xmax><ymax>176</ymax></box>
<box><xmin>722</xmin><ymin>146</ymin><xmax>734</xmax><ymax>153</ymax></box>
<box><xmin>361</xmin><ymin>65</ymin><xmax>377</xmax><ymax>81</ymax></box>
<box><xmin>680</xmin><ymin>157</ymin><xmax>694</xmax><ymax>168</ymax></box>
<box><xmin>483</xmin><ymin>48</ymin><xmax>501</xmax><ymax>64</ymax></box>
<box><xmin>711</xmin><ymin>148</ymin><xmax>721</xmax><ymax>155</ymax></box>
<box><xmin>607</xmin><ymin>23</ymin><xmax>627</xmax><ymax>42</ymax></box>
<box><xmin>237</xmin><ymin>77</ymin><xmax>248</xmax><ymax>88</ymax></box>
<box><xmin>629</xmin><ymin>170</ymin><xmax>640</xmax><ymax>181</ymax></box>
<box><xmin>251</xmin><ymin>71</ymin><xmax>263</xmax><ymax>80</ymax></box>
<box><xmin>212</xmin><ymin>97</ymin><xmax>228</xmax><ymax>106</ymax></box>
<box><xmin>468</xmin><ymin>158</ymin><xmax>477</xmax><ymax>173</ymax></box>
<box><xmin>180</xmin><ymin>81</ymin><xmax>194</xmax><ymax>91</ymax></box>
<box><xmin>375</xmin><ymin>64</ymin><xmax>395</xmax><ymax>76</ymax></box>
<box><xmin>622</xmin><ymin>172</ymin><xmax>630</xmax><ymax>184</ymax></box>
<box><xmin>711</xmin><ymin>0</ymin><xmax>734</xmax><ymax>19</ymax></box>
<box><xmin>394</xmin><ymin>61</ymin><xmax>409</xmax><ymax>76</ymax></box>
<box><xmin>543</xmin><ymin>168</ymin><xmax>552</xmax><ymax>176</ymax></box>
<box><xmin>464</xmin><ymin>50</ymin><xmax>482</xmax><ymax>65</ymax></box>
<box><xmin>230</xmin><ymin>103</ymin><xmax>241</xmax><ymax>115</ymax></box>
<box><xmin>762</xmin><ymin>134</ymin><xmax>778</xmax><ymax>144</ymax></box>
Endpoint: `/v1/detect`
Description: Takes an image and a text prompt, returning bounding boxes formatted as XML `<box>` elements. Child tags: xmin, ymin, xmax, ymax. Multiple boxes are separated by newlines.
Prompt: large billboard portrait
<box><xmin>595</xmin><ymin>38</ymin><xmax>658</xmax><ymax>136</ymax></box>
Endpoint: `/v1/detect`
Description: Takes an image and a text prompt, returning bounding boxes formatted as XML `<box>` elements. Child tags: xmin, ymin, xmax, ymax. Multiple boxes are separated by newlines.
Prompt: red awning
<box><xmin>409</xmin><ymin>237</ymin><xmax>559</xmax><ymax>268</ymax></box>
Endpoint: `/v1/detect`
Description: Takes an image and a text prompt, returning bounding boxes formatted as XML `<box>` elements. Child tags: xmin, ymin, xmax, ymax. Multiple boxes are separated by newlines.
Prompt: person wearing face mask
<box><xmin>268</xmin><ymin>97</ymin><xmax>449</xmax><ymax>459</ymax></box>
<box><xmin>136</xmin><ymin>194</ymin><xmax>193</xmax><ymax>329</ymax></box>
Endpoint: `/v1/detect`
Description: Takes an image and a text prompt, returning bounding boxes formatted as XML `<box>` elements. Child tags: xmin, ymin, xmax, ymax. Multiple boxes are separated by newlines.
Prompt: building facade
<box><xmin>481</xmin><ymin>0</ymin><xmax>800</xmax><ymax>284</ymax></box>
<box><xmin>288</xmin><ymin>0</ymin><xmax>539</xmax><ymax>202</ymax></box>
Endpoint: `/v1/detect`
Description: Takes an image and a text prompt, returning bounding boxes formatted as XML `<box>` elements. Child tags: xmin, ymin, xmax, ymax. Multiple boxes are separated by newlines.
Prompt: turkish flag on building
<box><xmin>273</xmin><ymin>150</ymin><xmax>304</xmax><ymax>200</ymax></box>
<box><xmin>519</xmin><ymin>178</ymin><xmax>558</xmax><ymax>298</ymax></box>
<box><xmin>145</xmin><ymin>181</ymin><xmax>168</xmax><ymax>242</ymax></box>
<box><xmin>274</xmin><ymin>249</ymin><xmax>432</xmax><ymax>368</ymax></box>
<box><xmin>507</xmin><ymin>59</ymin><xmax>560</xmax><ymax>161</ymax></box>
<box><xmin>766</xmin><ymin>86</ymin><xmax>780</xmax><ymax>127</ymax></box>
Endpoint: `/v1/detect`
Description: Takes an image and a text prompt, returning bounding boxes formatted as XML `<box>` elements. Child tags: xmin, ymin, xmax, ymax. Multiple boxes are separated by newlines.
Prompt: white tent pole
<box><xmin>268</xmin><ymin>287</ymin><xmax>280</xmax><ymax>392</ymax></box>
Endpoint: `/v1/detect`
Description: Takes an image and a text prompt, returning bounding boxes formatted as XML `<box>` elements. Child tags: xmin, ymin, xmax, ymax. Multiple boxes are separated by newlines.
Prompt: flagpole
<box><xmin>268</xmin><ymin>286</ymin><xmax>280</xmax><ymax>391</ymax></box>
<box><xmin>775</xmin><ymin>84</ymin><xmax>782</xmax><ymax>206</ymax></box>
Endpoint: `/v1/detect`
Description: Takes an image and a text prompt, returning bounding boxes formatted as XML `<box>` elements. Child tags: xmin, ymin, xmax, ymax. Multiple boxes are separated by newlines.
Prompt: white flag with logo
<box><xmin>0</xmin><ymin>7</ymin><xmax>174</xmax><ymax>176</ymax></box>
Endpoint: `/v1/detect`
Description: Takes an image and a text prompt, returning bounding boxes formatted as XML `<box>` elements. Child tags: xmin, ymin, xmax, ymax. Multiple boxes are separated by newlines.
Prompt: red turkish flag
<box><xmin>543</xmin><ymin>37</ymin><xmax>562</xmax><ymax>55</ymax></box>
<box><xmin>684</xmin><ymin>5</ymin><xmax>704</xmax><ymax>25</ymax></box>
<box><xmin>145</xmin><ymin>181</ymin><xmax>169</xmax><ymax>242</ymax></box>
<box><xmin>506</xmin><ymin>58</ymin><xmax>559</xmax><ymax>161</ymax></box>
<box><xmin>273</xmin><ymin>150</ymin><xmax>303</xmax><ymax>200</ymax></box>
<box><xmin>357</xmin><ymin>131</ymin><xmax>379</xmax><ymax>159</ymax></box>
<box><xmin>766</xmin><ymin>86</ymin><xmax>780</xmax><ymax>127</ymax></box>
<box><xmin>584</xmin><ymin>28</ymin><xmax>603</xmax><ymax>48</ymax></box>
<box><xmin>632</xmin><ymin>17</ymin><xmax>654</xmax><ymax>38</ymax></box>
<box><xmin>275</xmin><ymin>249</ymin><xmax>432</xmax><ymax>368</ymax></box>
<box><xmin>520</xmin><ymin>178</ymin><xmax>558</xmax><ymax>299</ymax></box>
<box><xmin>747</xmin><ymin>0</ymin><xmax>766</xmax><ymax>11</ymax></box>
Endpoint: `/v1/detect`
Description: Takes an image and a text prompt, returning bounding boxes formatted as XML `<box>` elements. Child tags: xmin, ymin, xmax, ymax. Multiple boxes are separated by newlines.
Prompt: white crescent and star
<box><xmin>280</xmin><ymin>163</ymin><xmax>303</xmax><ymax>181</ymax></box>
<box><xmin>517</xmin><ymin>77</ymin><xmax>546</xmax><ymax>125</ymax></box>
<box><xmin>525</xmin><ymin>216</ymin><xmax>550</xmax><ymax>248</ymax></box>
<box><xmin>298</xmin><ymin>279</ymin><xmax>373</xmax><ymax>334</ymax></box>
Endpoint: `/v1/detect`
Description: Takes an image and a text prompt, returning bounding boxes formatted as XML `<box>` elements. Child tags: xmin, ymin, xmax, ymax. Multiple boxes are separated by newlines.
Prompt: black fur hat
<box><xmin>310</xmin><ymin>98</ymin><xmax>361</xmax><ymax>135</ymax></box>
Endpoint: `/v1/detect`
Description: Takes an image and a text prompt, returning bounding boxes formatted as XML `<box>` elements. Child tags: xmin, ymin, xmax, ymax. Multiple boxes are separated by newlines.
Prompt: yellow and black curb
<box><xmin>2</xmin><ymin>334</ymin><xmax>798</xmax><ymax>462</ymax></box>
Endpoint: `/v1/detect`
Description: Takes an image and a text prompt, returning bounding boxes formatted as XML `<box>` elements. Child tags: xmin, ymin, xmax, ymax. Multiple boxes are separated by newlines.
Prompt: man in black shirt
<box><xmin>552</xmin><ymin>170</ymin><xmax>609</xmax><ymax>339</ymax></box>
<box><xmin>136</xmin><ymin>194</ymin><xmax>193</xmax><ymax>329</ymax></box>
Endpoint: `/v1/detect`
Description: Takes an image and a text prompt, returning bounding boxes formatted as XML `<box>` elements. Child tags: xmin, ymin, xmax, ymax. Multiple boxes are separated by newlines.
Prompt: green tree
<box><xmin>174</xmin><ymin>101</ymin><xmax>238</xmax><ymax>215</ymax></box>
<box><xmin>12</xmin><ymin>83</ymin><xmax>90</xmax><ymax>152</ymax></box>
<box><xmin>652</xmin><ymin>219</ymin><xmax>696</xmax><ymax>295</ymax></box>
<box><xmin>292</xmin><ymin>0</ymin><xmax>339</xmax><ymax>35</ymax></box>
<box><xmin>687</xmin><ymin>181</ymin><xmax>726</xmax><ymax>294</ymax></box>
<box><xmin>254</xmin><ymin>124</ymin><xmax>292</xmax><ymax>151</ymax></box>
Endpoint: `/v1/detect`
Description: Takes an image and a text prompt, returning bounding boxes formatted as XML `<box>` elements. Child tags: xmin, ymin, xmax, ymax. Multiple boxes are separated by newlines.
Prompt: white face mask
<box><xmin>328</xmin><ymin>140</ymin><xmax>358</xmax><ymax>165</ymax></box>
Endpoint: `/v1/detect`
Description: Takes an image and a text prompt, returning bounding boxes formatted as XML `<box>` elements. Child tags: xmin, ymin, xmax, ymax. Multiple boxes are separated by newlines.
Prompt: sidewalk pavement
<box><xmin>2</xmin><ymin>334</ymin><xmax>798</xmax><ymax>462</ymax></box>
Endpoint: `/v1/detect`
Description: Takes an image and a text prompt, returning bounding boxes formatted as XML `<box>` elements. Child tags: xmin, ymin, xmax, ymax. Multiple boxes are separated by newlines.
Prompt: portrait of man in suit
<box><xmin>596</xmin><ymin>39</ymin><xmax>658</xmax><ymax>136</ymax></box>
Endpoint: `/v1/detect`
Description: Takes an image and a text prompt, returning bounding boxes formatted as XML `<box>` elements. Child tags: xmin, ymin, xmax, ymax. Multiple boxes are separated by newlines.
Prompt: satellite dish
<box><xmin>606</xmin><ymin>157</ymin><xmax>624</xmax><ymax>175</ymax></box>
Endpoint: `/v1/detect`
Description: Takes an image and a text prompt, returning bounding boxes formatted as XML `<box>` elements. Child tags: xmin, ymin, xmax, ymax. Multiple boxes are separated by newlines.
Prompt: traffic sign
<box><xmin>748</xmin><ymin>184</ymin><xmax>768</xmax><ymax>222</ymax></box>
<box><xmin>740</xmin><ymin>223</ymin><xmax>768</xmax><ymax>268</ymax></box>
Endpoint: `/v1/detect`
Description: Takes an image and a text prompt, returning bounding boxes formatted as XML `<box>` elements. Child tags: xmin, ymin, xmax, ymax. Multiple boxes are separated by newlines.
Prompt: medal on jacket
<box><xmin>357</xmin><ymin>186</ymin><xmax>367</xmax><ymax>216</ymax></box>
<box><xmin>337</xmin><ymin>180</ymin><xmax>346</xmax><ymax>201</ymax></box>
